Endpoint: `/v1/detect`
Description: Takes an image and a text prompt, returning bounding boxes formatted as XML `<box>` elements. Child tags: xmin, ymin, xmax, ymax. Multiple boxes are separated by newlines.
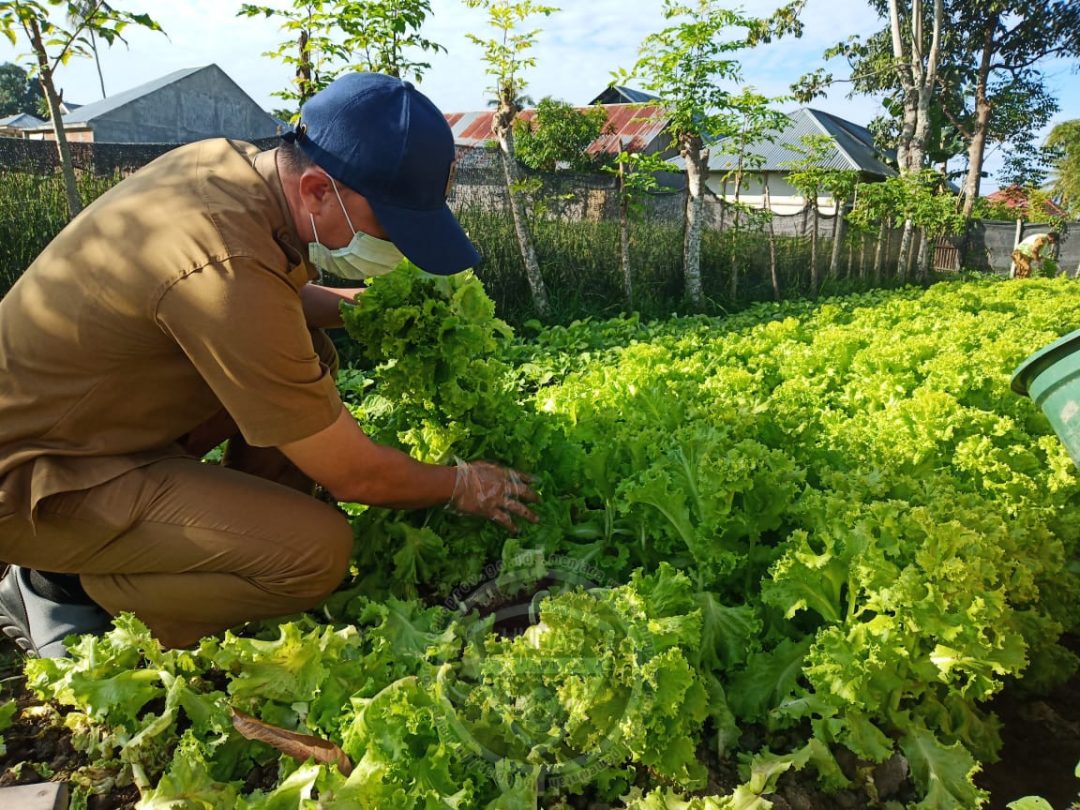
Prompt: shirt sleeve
<box><xmin>155</xmin><ymin>258</ymin><xmax>343</xmax><ymax>447</ymax></box>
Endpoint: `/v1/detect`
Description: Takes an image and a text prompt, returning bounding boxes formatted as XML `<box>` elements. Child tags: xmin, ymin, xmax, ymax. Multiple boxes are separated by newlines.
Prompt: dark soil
<box><xmin>1</xmin><ymin>635</ymin><xmax>1077</xmax><ymax>809</ymax></box>
<box><xmin>976</xmin><ymin>635</ymin><xmax>1080</xmax><ymax>810</ymax></box>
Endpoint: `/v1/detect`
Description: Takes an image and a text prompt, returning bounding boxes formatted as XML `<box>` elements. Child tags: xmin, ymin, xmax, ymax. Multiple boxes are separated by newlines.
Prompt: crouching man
<box><xmin>0</xmin><ymin>72</ymin><xmax>538</xmax><ymax>657</ymax></box>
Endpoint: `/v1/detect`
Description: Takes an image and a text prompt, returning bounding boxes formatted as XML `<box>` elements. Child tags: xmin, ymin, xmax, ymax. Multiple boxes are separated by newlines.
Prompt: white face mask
<box><xmin>308</xmin><ymin>178</ymin><xmax>404</xmax><ymax>280</ymax></box>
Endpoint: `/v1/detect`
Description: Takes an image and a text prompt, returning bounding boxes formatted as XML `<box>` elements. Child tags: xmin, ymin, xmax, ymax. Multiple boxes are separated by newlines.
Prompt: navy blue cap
<box><xmin>284</xmin><ymin>72</ymin><xmax>480</xmax><ymax>276</ymax></box>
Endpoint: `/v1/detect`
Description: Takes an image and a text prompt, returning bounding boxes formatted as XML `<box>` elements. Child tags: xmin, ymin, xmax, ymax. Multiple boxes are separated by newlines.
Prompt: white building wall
<box><xmin>704</xmin><ymin>171</ymin><xmax>840</xmax><ymax>216</ymax></box>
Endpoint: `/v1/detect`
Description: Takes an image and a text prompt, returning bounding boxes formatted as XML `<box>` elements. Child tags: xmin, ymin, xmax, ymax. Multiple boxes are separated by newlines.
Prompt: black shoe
<box><xmin>0</xmin><ymin>565</ymin><xmax>112</xmax><ymax>658</ymax></box>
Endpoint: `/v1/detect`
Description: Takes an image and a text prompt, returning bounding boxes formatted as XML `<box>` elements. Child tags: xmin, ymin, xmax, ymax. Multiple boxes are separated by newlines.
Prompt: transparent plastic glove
<box><xmin>448</xmin><ymin>459</ymin><xmax>540</xmax><ymax>533</ymax></box>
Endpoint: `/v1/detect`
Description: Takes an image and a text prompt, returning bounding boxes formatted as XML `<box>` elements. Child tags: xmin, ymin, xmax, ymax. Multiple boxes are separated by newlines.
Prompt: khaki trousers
<box><xmin>1012</xmin><ymin>250</ymin><xmax>1033</xmax><ymax>279</ymax></box>
<box><xmin>0</xmin><ymin>330</ymin><xmax>353</xmax><ymax>649</ymax></box>
<box><xmin>0</xmin><ymin>455</ymin><xmax>353</xmax><ymax>650</ymax></box>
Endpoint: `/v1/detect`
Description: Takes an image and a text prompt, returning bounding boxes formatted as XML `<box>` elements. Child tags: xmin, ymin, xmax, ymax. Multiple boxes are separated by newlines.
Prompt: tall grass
<box><xmin>457</xmin><ymin>207</ymin><xmax>912</xmax><ymax>325</ymax></box>
<box><xmin>0</xmin><ymin>168</ymin><xmax>120</xmax><ymax>294</ymax></box>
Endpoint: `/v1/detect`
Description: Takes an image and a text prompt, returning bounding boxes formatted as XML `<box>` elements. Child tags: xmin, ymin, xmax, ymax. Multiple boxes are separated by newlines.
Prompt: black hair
<box><xmin>278</xmin><ymin>140</ymin><xmax>317</xmax><ymax>174</ymax></box>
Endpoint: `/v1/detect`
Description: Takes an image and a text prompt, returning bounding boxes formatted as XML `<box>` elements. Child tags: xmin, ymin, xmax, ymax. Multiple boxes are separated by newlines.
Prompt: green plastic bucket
<box><xmin>1012</xmin><ymin>327</ymin><xmax>1080</xmax><ymax>468</ymax></box>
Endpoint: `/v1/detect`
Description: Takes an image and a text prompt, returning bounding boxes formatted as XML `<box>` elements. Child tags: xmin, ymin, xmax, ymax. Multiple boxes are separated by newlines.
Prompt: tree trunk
<box><xmin>809</xmin><ymin>203</ymin><xmax>819</xmax><ymax>294</ymax></box>
<box><xmin>873</xmin><ymin>219</ymin><xmax>886</xmax><ymax>284</ymax></box>
<box><xmin>619</xmin><ymin>182</ymin><xmax>632</xmax><ymax>305</ymax></box>
<box><xmin>859</xmin><ymin>232</ymin><xmax>868</xmax><ymax>281</ymax></box>
<box><xmin>497</xmin><ymin>130</ymin><xmax>549</xmax><ymax>317</ymax></box>
<box><xmin>729</xmin><ymin>207</ymin><xmax>741</xmax><ymax>303</ymax></box>
<box><xmin>682</xmin><ymin>133</ymin><xmax>706</xmax><ymax>308</ymax></box>
<box><xmin>764</xmin><ymin>183</ymin><xmax>780</xmax><ymax>301</ymax></box>
<box><xmin>846</xmin><ymin>229</ymin><xmax>855</xmax><ymax>279</ymax></box>
<box><xmin>916</xmin><ymin>229</ymin><xmax>930</xmax><ymax>280</ymax></box>
<box><xmin>897</xmin><ymin>218</ymin><xmax>915</xmax><ymax>281</ymax></box>
<box><xmin>828</xmin><ymin>196</ymin><xmax>846</xmax><ymax>280</ymax></box>
<box><xmin>907</xmin><ymin>0</ymin><xmax>943</xmax><ymax>174</ymax></box>
<box><xmin>297</xmin><ymin>29</ymin><xmax>313</xmax><ymax>103</ymax></box>
<box><xmin>28</xmin><ymin>19</ymin><xmax>81</xmax><ymax>219</ymax></box>
<box><xmin>960</xmin><ymin>22</ymin><xmax>995</xmax><ymax>220</ymax></box>
<box><xmin>888</xmin><ymin>0</ymin><xmax>917</xmax><ymax>172</ymax></box>
<box><xmin>89</xmin><ymin>29</ymin><xmax>106</xmax><ymax>98</ymax></box>
<box><xmin>729</xmin><ymin>157</ymin><xmax>747</xmax><ymax>302</ymax></box>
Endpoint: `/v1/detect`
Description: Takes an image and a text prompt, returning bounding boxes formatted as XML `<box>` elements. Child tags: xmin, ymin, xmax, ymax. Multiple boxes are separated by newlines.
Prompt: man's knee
<box><xmin>274</xmin><ymin>505</ymin><xmax>353</xmax><ymax>604</ymax></box>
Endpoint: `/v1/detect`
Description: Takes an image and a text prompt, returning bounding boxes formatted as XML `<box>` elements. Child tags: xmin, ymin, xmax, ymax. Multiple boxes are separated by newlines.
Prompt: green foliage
<box><xmin>712</xmin><ymin>88</ymin><xmax>789</xmax><ymax>198</ymax></box>
<box><xmin>615</xmin><ymin>0</ymin><xmax>804</xmax><ymax>149</ymax></box>
<box><xmin>336</xmin><ymin>0</ymin><xmax>445</xmax><ymax>80</ymax></box>
<box><xmin>602</xmin><ymin>150</ymin><xmax>680</xmax><ymax>219</ymax></box>
<box><xmin>1046</xmin><ymin>119</ymin><xmax>1080</xmax><ymax>216</ymax></box>
<box><xmin>0</xmin><ymin>1</ymin><xmax>162</xmax><ymax>62</ymax></box>
<box><xmin>849</xmin><ymin>172</ymin><xmax>963</xmax><ymax>238</ymax></box>
<box><xmin>238</xmin><ymin>0</ymin><xmax>443</xmax><ymax>113</ymax></box>
<box><xmin>0</xmin><ymin>60</ymin><xmax>42</xmax><ymax>116</ymax></box>
<box><xmin>781</xmin><ymin>134</ymin><xmax>838</xmax><ymax>210</ymax></box>
<box><xmin>512</xmin><ymin>97</ymin><xmax>608</xmax><ymax>172</ymax></box>
<box><xmin>463</xmin><ymin>0</ymin><xmax>557</xmax><ymax>116</ymax></box>
<box><xmin>971</xmin><ymin>186</ymin><xmax>1067</xmax><ymax>229</ymax></box>
<box><xmin>22</xmin><ymin>276</ymin><xmax>1080</xmax><ymax>808</ymax></box>
<box><xmin>997</xmin><ymin>136</ymin><xmax>1058</xmax><ymax>191</ymax></box>
<box><xmin>237</xmin><ymin>1</ymin><xmax>339</xmax><ymax>107</ymax></box>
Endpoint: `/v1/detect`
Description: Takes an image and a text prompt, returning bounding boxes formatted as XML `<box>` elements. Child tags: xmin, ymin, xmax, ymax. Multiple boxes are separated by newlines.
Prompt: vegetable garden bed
<box><xmin>2</xmin><ymin>273</ymin><xmax>1079</xmax><ymax>809</ymax></box>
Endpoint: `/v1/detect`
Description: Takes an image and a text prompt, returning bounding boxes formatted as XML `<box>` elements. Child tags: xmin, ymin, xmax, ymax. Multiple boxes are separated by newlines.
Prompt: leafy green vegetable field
<box><xmin>5</xmin><ymin>274</ymin><xmax>1080</xmax><ymax>809</ymax></box>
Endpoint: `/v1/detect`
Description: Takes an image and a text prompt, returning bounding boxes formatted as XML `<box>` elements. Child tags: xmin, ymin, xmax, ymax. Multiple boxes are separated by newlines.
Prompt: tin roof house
<box><xmin>23</xmin><ymin>64</ymin><xmax>281</xmax><ymax>144</ymax></box>
<box><xmin>674</xmin><ymin>108</ymin><xmax>898</xmax><ymax>215</ymax></box>
<box><xmin>0</xmin><ymin>112</ymin><xmax>45</xmax><ymax>138</ymax></box>
<box><xmin>445</xmin><ymin>102</ymin><xmax>674</xmax><ymax>166</ymax></box>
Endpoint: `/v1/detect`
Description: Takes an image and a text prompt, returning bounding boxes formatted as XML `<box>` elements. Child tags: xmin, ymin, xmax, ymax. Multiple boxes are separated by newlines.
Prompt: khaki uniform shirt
<box><xmin>0</xmin><ymin>139</ymin><xmax>343</xmax><ymax>520</ymax></box>
<box><xmin>1015</xmin><ymin>233</ymin><xmax>1052</xmax><ymax>260</ymax></box>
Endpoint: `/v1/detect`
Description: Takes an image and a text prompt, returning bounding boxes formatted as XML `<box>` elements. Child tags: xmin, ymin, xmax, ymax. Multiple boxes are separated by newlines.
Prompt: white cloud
<box><xmin>0</xmin><ymin>0</ymin><xmax>1075</xmax><ymax>189</ymax></box>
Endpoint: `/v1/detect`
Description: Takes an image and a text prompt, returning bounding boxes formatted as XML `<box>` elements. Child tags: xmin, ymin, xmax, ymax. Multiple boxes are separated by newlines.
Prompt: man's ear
<box><xmin>297</xmin><ymin>169</ymin><xmax>333</xmax><ymax>216</ymax></box>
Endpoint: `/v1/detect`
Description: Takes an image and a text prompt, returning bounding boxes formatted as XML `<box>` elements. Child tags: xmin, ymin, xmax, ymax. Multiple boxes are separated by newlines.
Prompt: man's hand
<box><xmin>449</xmin><ymin>460</ymin><xmax>540</xmax><ymax>533</ymax></box>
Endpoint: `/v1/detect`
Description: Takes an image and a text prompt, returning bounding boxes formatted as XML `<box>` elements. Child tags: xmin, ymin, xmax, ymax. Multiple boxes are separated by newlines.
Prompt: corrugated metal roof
<box><xmin>672</xmin><ymin>108</ymin><xmax>896</xmax><ymax>177</ymax></box>
<box><xmin>445</xmin><ymin>103</ymin><xmax>669</xmax><ymax>154</ymax></box>
<box><xmin>0</xmin><ymin>112</ymin><xmax>45</xmax><ymax>128</ymax></box>
<box><xmin>588</xmin><ymin>86</ymin><xmax>661</xmax><ymax>105</ymax></box>
<box><xmin>56</xmin><ymin>66</ymin><xmax>206</xmax><ymax>125</ymax></box>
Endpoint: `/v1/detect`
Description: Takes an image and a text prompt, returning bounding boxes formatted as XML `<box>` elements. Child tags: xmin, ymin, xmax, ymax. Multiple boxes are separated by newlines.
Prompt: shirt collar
<box><xmin>252</xmin><ymin>148</ymin><xmax>318</xmax><ymax>285</ymax></box>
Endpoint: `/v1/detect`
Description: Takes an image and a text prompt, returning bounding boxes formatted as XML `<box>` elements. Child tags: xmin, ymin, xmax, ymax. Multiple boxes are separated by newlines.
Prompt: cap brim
<box><xmin>369</xmin><ymin>199</ymin><xmax>481</xmax><ymax>276</ymax></box>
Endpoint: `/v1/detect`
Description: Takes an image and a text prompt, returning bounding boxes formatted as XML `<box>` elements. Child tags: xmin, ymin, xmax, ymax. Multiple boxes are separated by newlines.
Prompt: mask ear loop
<box><xmin>308</xmin><ymin>213</ymin><xmax>325</xmax><ymax>283</ymax></box>
<box><xmin>329</xmin><ymin>178</ymin><xmax>358</xmax><ymax>236</ymax></box>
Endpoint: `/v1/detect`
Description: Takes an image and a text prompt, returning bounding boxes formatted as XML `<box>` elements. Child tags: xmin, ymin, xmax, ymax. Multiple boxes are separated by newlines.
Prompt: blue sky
<box><xmin>1</xmin><ymin>0</ymin><xmax>1076</xmax><ymax>192</ymax></box>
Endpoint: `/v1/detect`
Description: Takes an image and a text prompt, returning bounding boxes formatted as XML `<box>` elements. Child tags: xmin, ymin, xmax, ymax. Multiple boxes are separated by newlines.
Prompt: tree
<box><xmin>240</xmin><ymin>0</ymin><xmax>444</xmax><ymax>122</ymax></box>
<box><xmin>513</xmin><ymin>97</ymin><xmax>607</xmax><ymax>173</ymax></box>
<box><xmin>337</xmin><ymin>0</ymin><xmax>444</xmax><ymax>80</ymax></box>
<box><xmin>946</xmin><ymin>1</ymin><xmax>1080</xmax><ymax>220</ymax></box>
<box><xmin>996</xmin><ymin>139</ymin><xmax>1057</xmax><ymax>191</ymax></box>
<box><xmin>0</xmin><ymin>61</ymin><xmax>42</xmax><ymax>116</ymax></box>
<box><xmin>0</xmin><ymin>1</ymin><xmax>163</xmax><ymax>218</ymax></box>
<box><xmin>782</xmin><ymin>134</ymin><xmax>834</xmax><ymax>293</ymax></box>
<box><xmin>602</xmin><ymin>148</ymin><xmax>678</xmax><ymax>305</ymax></box>
<box><xmin>1046</xmin><ymin>120</ymin><xmax>1080</xmax><ymax>215</ymax></box>
<box><xmin>712</xmin><ymin>88</ymin><xmax>788</xmax><ymax>301</ymax></box>
<box><xmin>796</xmin><ymin>1</ymin><xmax>1076</xmax><ymax>241</ymax></box>
<box><xmin>617</xmin><ymin>0</ymin><xmax>805</xmax><ymax>308</ymax></box>
<box><xmin>465</xmin><ymin>0</ymin><xmax>557</xmax><ymax>318</ymax></box>
<box><xmin>239</xmin><ymin>1</ymin><xmax>345</xmax><ymax>117</ymax></box>
<box><xmin>67</xmin><ymin>0</ymin><xmax>104</xmax><ymax>98</ymax></box>
<box><xmin>878</xmin><ymin>0</ymin><xmax>943</xmax><ymax>278</ymax></box>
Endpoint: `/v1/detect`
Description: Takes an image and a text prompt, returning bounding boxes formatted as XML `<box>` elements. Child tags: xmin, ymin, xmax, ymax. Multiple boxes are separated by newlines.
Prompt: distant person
<box><xmin>1012</xmin><ymin>231</ymin><xmax>1059</xmax><ymax>278</ymax></box>
<box><xmin>0</xmin><ymin>73</ymin><xmax>539</xmax><ymax>658</ymax></box>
